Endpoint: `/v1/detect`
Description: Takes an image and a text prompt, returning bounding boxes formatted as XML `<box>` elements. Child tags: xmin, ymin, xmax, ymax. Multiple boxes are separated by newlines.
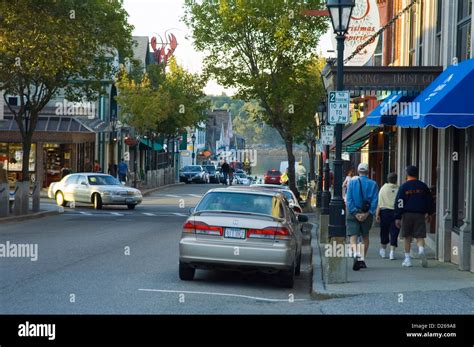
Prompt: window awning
<box><xmin>139</xmin><ymin>138</ymin><xmax>163</xmax><ymax>151</ymax></box>
<box><xmin>330</xmin><ymin>117</ymin><xmax>376</xmax><ymax>151</ymax></box>
<box><xmin>366</xmin><ymin>93</ymin><xmax>416</xmax><ymax>126</ymax></box>
<box><xmin>397</xmin><ymin>58</ymin><xmax>474</xmax><ymax>128</ymax></box>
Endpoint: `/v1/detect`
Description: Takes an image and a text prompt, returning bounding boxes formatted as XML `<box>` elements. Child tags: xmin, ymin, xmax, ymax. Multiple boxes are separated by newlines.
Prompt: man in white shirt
<box><xmin>376</xmin><ymin>172</ymin><xmax>400</xmax><ymax>260</ymax></box>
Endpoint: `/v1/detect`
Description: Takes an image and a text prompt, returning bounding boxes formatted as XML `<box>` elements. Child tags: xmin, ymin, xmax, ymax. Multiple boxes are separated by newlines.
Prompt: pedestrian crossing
<box><xmin>62</xmin><ymin>210</ymin><xmax>188</xmax><ymax>217</ymax></box>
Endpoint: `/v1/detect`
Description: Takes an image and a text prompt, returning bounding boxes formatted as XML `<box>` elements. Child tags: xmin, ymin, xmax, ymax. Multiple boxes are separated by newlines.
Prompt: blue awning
<box><xmin>366</xmin><ymin>93</ymin><xmax>416</xmax><ymax>126</ymax></box>
<box><xmin>397</xmin><ymin>58</ymin><xmax>474</xmax><ymax>128</ymax></box>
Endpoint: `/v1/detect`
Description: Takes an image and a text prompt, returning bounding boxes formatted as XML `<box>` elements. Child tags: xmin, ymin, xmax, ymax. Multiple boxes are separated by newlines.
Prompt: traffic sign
<box><xmin>321</xmin><ymin>125</ymin><xmax>334</xmax><ymax>145</ymax></box>
<box><xmin>328</xmin><ymin>91</ymin><xmax>350</xmax><ymax>124</ymax></box>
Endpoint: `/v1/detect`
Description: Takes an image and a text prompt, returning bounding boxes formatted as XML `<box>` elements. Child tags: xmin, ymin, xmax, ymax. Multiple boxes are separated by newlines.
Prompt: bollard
<box><xmin>0</xmin><ymin>183</ymin><xmax>9</xmax><ymax>217</ymax></box>
<box><xmin>32</xmin><ymin>182</ymin><xmax>40</xmax><ymax>213</ymax></box>
<box><xmin>325</xmin><ymin>236</ymin><xmax>348</xmax><ymax>284</ymax></box>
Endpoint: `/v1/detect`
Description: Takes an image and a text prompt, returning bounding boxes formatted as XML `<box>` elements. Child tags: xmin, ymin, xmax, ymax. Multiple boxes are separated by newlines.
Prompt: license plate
<box><xmin>125</xmin><ymin>198</ymin><xmax>134</xmax><ymax>204</ymax></box>
<box><xmin>224</xmin><ymin>228</ymin><xmax>246</xmax><ymax>239</ymax></box>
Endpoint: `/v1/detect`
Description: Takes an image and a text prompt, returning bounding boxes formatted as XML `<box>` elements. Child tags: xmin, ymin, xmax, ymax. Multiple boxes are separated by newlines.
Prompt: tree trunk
<box><xmin>284</xmin><ymin>138</ymin><xmax>298</xmax><ymax>197</ymax></box>
<box><xmin>308</xmin><ymin>139</ymin><xmax>316</xmax><ymax>182</ymax></box>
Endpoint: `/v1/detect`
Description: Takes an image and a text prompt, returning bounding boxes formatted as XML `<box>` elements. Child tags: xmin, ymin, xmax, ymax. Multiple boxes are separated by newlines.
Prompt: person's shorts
<box><xmin>401</xmin><ymin>212</ymin><xmax>426</xmax><ymax>238</ymax></box>
<box><xmin>346</xmin><ymin>212</ymin><xmax>373</xmax><ymax>237</ymax></box>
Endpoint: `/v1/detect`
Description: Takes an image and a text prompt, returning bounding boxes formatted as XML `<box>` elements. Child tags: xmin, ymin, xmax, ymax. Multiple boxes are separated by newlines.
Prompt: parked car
<box><xmin>203</xmin><ymin>165</ymin><xmax>220</xmax><ymax>183</ymax></box>
<box><xmin>47</xmin><ymin>173</ymin><xmax>142</xmax><ymax>210</ymax></box>
<box><xmin>264</xmin><ymin>169</ymin><xmax>282</xmax><ymax>185</ymax></box>
<box><xmin>250</xmin><ymin>184</ymin><xmax>305</xmax><ymax>210</ymax></box>
<box><xmin>232</xmin><ymin>172</ymin><xmax>251</xmax><ymax>185</ymax></box>
<box><xmin>179</xmin><ymin>165</ymin><xmax>208</xmax><ymax>184</ymax></box>
<box><xmin>179</xmin><ymin>188</ymin><xmax>308</xmax><ymax>288</ymax></box>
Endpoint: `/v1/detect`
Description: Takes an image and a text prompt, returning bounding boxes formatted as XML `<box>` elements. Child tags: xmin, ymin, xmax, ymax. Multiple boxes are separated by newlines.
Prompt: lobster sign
<box><xmin>150</xmin><ymin>33</ymin><xmax>178</xmax><ymax>65</ymax></box>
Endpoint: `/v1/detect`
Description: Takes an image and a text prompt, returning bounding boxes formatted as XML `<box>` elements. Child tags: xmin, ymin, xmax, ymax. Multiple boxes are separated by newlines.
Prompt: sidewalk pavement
<box><xmin>311</xmin><ymin>215</ymin><xmax>474</xmax><ymax>298</ymax></box>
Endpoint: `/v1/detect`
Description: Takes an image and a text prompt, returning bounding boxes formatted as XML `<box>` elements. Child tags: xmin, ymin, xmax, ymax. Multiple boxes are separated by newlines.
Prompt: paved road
<box><xmin>1</xmin><ymin>183</ymin><xmax>473</xmax><ymax>314</ymax></box>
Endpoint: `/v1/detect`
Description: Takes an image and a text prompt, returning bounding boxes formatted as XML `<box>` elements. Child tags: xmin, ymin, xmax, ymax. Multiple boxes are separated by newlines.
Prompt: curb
<box><xmin>0</xmin><ymin>209</ymin><xmax>61</xmax><ymax>224</ymax></box>
<box><xmin>141</xmin><ymin>182</ymin><xmax>185</xmax><ymax>197</ymax></box>
<box><xmin>310</xmin><ymin>220</ymin><xmax>351</xmax><ymax>300</ymax></box>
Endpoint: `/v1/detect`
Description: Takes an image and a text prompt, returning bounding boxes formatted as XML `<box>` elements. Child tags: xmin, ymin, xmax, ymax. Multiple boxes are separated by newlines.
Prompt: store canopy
<box><xmin>397</xmin><ymin>58</ymin><xmax>474</xmax><ymax>128</ymax></box>
<box><xmin>331</xmin><ymin>117</ymin><xmax>376</xmax><ymax>152</ymax></box>
<box><xmin>366</xmin><ymin>93</ymin><xmax>416</xmax><ymax>126</ymax></box>
<box><xmin>139</xmin><ymin>138</ymin><xmax>163</xmax><ymax>151</ymax></box>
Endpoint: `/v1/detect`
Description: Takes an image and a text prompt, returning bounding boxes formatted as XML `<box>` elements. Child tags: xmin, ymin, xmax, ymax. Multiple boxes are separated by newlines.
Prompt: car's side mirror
<box><xmin>292</xmin><ymin>205</ymin><xmax>303</xmax><ymax>214</ymax></box>
<box><xmin>81</xmin><ymin>182</ymin><xmax>87</xmax><ymax>186</ymax></box>
<box><xmin>297</xmin><ymin>214</ymin><xmax>309</xmax><ymax>223</ymax></box>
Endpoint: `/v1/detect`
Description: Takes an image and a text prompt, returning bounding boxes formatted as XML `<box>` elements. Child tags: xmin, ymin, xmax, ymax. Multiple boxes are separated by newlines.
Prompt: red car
<box><xmin>264</xmin><ymin>169</ymin><xmax>282</xmax><ymax>184</ymax></box>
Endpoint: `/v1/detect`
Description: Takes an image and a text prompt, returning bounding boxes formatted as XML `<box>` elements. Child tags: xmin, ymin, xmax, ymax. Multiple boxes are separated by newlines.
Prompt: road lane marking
<box><xmin>110</xmin><ymin>212</ymin><xmax>124</xmax><ymax>216</ymax></box>
<box><xmin>138</xmin><ymin>289</ymin><xmax>307</xmax><ymax>302</ymax></box>
<box><xmin>164</xmin><ymin>194</ymin><xmax>181</xmax><ymax>198</ymax></box>
<box><xmin>142</xmin><ymin>213</ymin><xmax>156</xmax><ymax>216</ymax></box>
<box><xmin>79</xmin><ymin>212</ymin><xmax>93</xmax><ymax>216</ymax></box>
<box><xmin>172</xmin><ymin>213</ymin><xmax>188</xmax><ymax>217</ymax></box>
<box><xmin>188</xmin><ymin>194</ymin><xmax>202</xmax><ymax>198</ymax></box>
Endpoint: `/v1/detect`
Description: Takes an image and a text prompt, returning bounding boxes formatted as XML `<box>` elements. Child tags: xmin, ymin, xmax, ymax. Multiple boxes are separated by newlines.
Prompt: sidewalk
<box><xmin>311</xmin><ymin>217</ymin><xmax>474</xmax><ymax>298</ymax></box>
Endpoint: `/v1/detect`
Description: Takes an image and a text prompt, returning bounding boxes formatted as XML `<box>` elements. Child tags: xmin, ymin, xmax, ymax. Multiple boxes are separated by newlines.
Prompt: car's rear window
<box><xmin>182</xmin><ymin>166</ymin><xmax>201</xmax><ymax>172</ymax></box>
<box><xmin>195</xmin><ymin>192</ymin><xmax>280</xmax><ymax>217</ymax></box>
<box><xmin>266</xmin><ymin>170</ymin><xmax>281</xmax><ymax>176</ymax></box>
<box><xmin>204</xmin><ymin>166</ymin><xmax>216</xmax><ymax>172</ymax></box>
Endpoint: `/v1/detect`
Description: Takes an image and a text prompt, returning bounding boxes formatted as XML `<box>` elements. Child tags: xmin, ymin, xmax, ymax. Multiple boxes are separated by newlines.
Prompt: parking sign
<box><xmin>328</xmin><ymin>91</ymin><xmax>350</xmax><ymax>124</ymax></box>
<box><xmin>321</xmin><ymin>125</ymin><xmax>335</xmax><ymax>145</ymax></box>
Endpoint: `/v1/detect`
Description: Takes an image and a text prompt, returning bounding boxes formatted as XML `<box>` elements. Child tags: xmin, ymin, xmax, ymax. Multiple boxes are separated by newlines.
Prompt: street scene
<box><xmin>1</xmin><ymin>1</ymin><xmax>474</xmax><ymax>342</ymax></box>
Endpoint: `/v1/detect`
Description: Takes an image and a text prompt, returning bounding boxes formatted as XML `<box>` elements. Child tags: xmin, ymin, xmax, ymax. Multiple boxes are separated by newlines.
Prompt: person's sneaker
<box><xmin>402</xmin><ymin>258</ymin><xmax>412</xmax><ymax>267</ymax></box>
<box><xmin>419</xmin><ymin>252</ymin><xmax>428</xmax><ymax>268</ymax></box>
<box><xmin>379</xmin><ymin>248</ymin><xmax>386</xmax><ymax>258</ymax></box>
<box><xmin>359</xmin><ymin>260</ymin><xmax>367</xmax><ymax>269</ymax></box>
<box><xmin>352</xmin><ymin>258</ymin><xmax>361</xmax><ymax>271</ymax></box>
<box><xmin>389</xmin><ymin>250</ymin><xmax>396</xmax><ymax>260</ymax></box>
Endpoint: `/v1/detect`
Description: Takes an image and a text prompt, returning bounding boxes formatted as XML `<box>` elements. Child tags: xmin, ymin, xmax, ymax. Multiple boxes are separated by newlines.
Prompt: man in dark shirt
<box><xmin>220</xmin><ymin>159</ymin><xmax>230</xmax><ymax>185</ymax></box>
<box><xmin>394</xmin><ymin>165</ymin><xmax>434</xmax><ymax>268</ymax></box>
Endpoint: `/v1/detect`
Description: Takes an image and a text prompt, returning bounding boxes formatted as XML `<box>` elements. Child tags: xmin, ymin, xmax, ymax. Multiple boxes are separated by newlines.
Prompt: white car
<box><xmin>48</xmin><ymin>173</ymin><xmax>142</xmax><ymax>209</ymax></box>
<box><xmin>232</xmin><ymin>172</ymin><xmax>251</xmax><ymax>185</ymax></box>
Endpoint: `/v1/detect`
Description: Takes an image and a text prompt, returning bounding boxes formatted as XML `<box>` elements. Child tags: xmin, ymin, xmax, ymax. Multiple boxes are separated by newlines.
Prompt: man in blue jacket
<box><xmin>346</xmin><ymin>163</ymin><xmax>379</xmax><ymax>271</ymax></box>
<box><xmin>394</xmin><ymin>165</ymin><xmax>434</xmax><ymax>268</ymax></box>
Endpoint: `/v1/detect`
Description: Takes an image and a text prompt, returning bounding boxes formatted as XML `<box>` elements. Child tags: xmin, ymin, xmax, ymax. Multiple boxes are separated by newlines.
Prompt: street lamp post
<box><xmin>191</xmin><ymin>133</ymin><xmax>196</xmax><ymax>165</ymax></box>
<box><xmin>317</xmin><ymin>102</ymin><xmax>331</xmax><ymax>213</ymax></box>
<box><xmin>326</xmin><ymin>0</ymin><xmax>355</xmax><ymax>238</ymax></box>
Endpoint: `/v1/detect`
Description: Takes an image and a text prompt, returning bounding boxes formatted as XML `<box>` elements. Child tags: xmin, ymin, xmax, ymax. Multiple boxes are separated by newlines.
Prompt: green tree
<box><xmin>116</xmin><ymin>58</ymin><xmax>209</xmax><ymax>152</ymax></box>
<box><xmin>0</xmin><ymin>0</ymin><xmax>133</xmax><ymax>210</ymax></box>
<box><xmin>183</xmin><ymin>0</ymin><xmax>327</xmax><ymax>194</ymax></box>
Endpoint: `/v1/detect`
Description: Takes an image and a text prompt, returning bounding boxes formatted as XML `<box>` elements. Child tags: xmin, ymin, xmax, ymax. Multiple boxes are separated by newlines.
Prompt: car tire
<box><xmin>185</xmin><ymin>181</ymin><xmax>191</xmax><ymax>184</ymax></box>
<box><xmin>295</xmin><ymin>252</ymin><xmax>302</xmax><ymax>276</ymax></box>
<box><xmin>93</xmin><ymin>193</ymin><xmax>103</xmax><ymax>210</ymax></box>
<box><xmin>55</xmin><ymin>191</ymin><xmax>67</xmax><ymax>207</ymax></box>
<box><xmin>127</xmin><ymin>204</ymin><xmax>136</xmax><ymax>210</ymax></box>
<box><xmin>179</xmin><ymin>262</ymin><xmax>195</xmax><ymax>281</ymax></box>
<box><xmin>280</xmin><ymin>262</ymin><xmax>295</xmax><ymax>288</ymax></box>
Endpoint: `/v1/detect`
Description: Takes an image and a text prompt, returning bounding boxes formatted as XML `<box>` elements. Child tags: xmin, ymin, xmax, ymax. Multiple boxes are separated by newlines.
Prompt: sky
<box><xmin>122</xmin><ymin>0</ymin><xmax>334</xmax><ymax>96</ymax></box>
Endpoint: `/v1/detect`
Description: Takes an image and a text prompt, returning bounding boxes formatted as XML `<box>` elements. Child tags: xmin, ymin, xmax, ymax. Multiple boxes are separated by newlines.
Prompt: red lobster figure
<box><xmin>151</xmin><ymin>33</ymin><xmax>178</xmax><ymax>65</ymax></box>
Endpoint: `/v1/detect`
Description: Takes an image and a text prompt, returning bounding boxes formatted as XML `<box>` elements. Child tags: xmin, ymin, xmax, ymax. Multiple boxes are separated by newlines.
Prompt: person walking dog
<box><xmin>376</xmin><ymin>172</ymin><xmax>400</xmax><ymax>260</ymax></box>
<box><xmin>346</xmin><ymin>163</ymin><xmax>379</xmax><ymax>271</ymax></box>
<box><xmin>394</xmin><ymin>165</ymin><xmax>435</xmax><ymax>268</ymax></box>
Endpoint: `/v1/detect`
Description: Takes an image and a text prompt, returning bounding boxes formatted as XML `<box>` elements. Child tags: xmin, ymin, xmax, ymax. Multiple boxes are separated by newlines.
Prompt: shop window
<box><xmin>452</xmin><ymin>129</ymin><xmax>466</xmax><ymax>229</ymax></box>
<box><xmin>373</xmin><ymin>33</ymin><xmax>383</xmax><ymax>66</ymax></box>
<box><xmin>436</xmin><ymin>0</ymin><xmax>443</xmax><ymax>65</ymax></box>
<box><xmin>457</xmin><ymin>0</ymin><xmax>472</xmax><ymax>62</ymax></box>
<box><xmin>418</xmin><ymin>1</ymin><xmax>424</xmax><ymax>66</ymax></box>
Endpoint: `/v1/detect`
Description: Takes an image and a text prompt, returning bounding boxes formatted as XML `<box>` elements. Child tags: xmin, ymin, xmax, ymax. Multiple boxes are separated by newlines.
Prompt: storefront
<box><xmin>0</xmin><ymin>110</ymin><xmax>98</xmax><ymax>188</ymax></box>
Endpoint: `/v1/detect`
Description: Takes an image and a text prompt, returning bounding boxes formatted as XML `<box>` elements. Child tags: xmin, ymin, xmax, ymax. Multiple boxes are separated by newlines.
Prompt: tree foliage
<box><xmin>0</xmin><ymin>0</ymin><xmax>134</xmax><ymax>181</ymax></box>
<box><xmin>116</xmin><ymin>58</ymin><xmax>209</xmax><ymax>144</ymax></box>
<box><xmin>183</xmin><ymin>0</ymin><xmax>327</xmax><ymax>193</ymax></box>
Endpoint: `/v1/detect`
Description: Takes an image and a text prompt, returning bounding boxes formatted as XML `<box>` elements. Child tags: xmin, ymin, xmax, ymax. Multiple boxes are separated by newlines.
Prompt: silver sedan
<box><xmin>48</xmin><ymin>173</ymin><xmax>142</xmax><ymax>209</ymax></box>
<box><xmin>179</xmin><ymin>188</ymin><xmax>308</xmax><ymax>288</ymax></box>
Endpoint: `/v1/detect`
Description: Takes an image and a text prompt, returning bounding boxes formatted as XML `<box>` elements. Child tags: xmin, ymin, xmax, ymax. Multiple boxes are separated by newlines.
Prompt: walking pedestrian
<box><xmin>342</xmin><ymin>168</ymin><xmax>356</xmax><ymax>201</ymax></box>
<box><xmin>108</xmin><ymin>162</ymin><xmax>118</xmax><ymax>178</ymax></box>
<box><xmin>346</xmin><ymin>163</ymin><xmax>379</xmax><ymax>271</ymax></box>
<box><xmin>220</xmin><ymin>159</ymin><xmax>230</xmax><ymax>185</ymax></box>
<box><xmin>376</xmin><ymin>172</ymin><xmax>400</xmax><ymax>260</ymax></box>
<box><xmin>84</xmin><ymin>158</ymin><xmax>93</xmax><ymax>172</ymax></box>
<box><xmin>394</xmin><ymin>165</ymin><xmax>435</xmax><ymax>268</ymax></box>
<box><xmin>118</xmin><ymin>158</ymin><xmax>128</xmax><ymax>183</ymax></box>
<box><xmin>93</xmin><ymin>160</ymin><xmax>101</xmax><ymax>173</ymax></box>
<box><xmin>0</xmin><ymin>161</ymin><xmax>8</xmax><ymax>184</ymax></box>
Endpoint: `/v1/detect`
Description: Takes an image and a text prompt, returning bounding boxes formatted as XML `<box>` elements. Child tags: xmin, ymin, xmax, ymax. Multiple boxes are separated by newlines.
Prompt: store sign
<box><xmin>321</xmin><ymin>125</ymin><xmax>335</xmax><ymax>145</ymax></box>
<box><xmin>328</xmin><ymin>91</ymin><xmax>350</xmax><ymax>124</ymax></box>
<box><xmin>123</xmin><ymin>152</ymin><xmax>130</xmax><ymax>161</ymax></box>
<box><xmin>331</xmin><ymin>0</ymin><xmax>380</xmax><ymax>66</ymax></box>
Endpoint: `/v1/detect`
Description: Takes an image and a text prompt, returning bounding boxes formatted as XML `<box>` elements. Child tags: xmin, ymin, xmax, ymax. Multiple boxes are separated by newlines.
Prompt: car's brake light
<box><xmin>182</xmin><ymin>220</ymin><xmax>223</xmax><ymax>236</ymax></box>
<box><xmin>247</xmin><ymin>227</ymin><xmax>290</xmax><ymax>240</ymax></box>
